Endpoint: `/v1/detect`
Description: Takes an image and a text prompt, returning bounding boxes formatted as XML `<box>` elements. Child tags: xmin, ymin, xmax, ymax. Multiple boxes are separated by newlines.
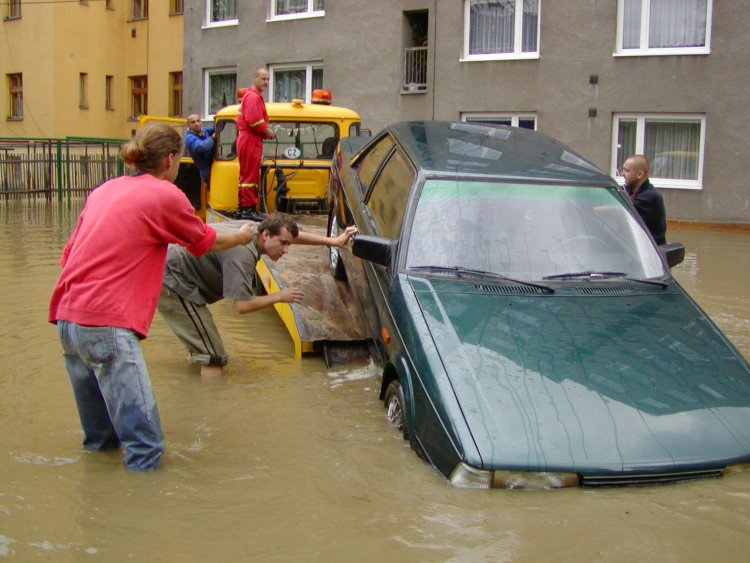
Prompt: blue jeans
<box><xmin>57</xmin><ymin>321</ymin><xmax>164</xmax><ymax>470</ymax></box>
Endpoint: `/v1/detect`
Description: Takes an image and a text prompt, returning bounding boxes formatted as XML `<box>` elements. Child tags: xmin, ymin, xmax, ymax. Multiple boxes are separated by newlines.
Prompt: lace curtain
<box><xmin>622</xmin><ymin>0</ymin><xmax>707</xmax><ymax>49</ymax></box>
<box><xmin>468</xmin><ymin>0</ymin><xmax>539</xmax><ymax>55</ymax></box>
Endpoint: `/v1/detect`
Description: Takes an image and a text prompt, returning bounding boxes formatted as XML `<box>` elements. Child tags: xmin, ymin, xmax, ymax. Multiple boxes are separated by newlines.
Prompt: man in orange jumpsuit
<box><xmin>236</xmin><ymin>67</ymin><xmax>276</xmax><ymax>221</ymax></box>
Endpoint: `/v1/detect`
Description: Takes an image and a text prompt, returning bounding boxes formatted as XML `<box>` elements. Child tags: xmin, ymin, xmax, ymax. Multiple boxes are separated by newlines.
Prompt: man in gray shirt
<box><xmin>159</xmin><ymin>213</ymin><xmax>356</xmax><ymax>377</ymax></box>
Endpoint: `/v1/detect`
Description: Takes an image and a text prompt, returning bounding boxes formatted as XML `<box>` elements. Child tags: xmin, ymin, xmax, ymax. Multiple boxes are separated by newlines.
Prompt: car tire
<box><xmin>327</xmin><ymin>208</ymin><xmax>347</xmax><ymax>280</ymax></box>
<box><xmin>384</xmin><ymin>380</ymin><xmax>410</xmax><ymax>441</ymax></box>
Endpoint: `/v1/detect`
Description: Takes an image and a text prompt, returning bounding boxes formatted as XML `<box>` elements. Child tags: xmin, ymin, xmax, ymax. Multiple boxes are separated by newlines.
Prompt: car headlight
<box><xmin>449</xmin><ymin>462</ymin><xmax>579</xmax><ymax>490</ymax></box>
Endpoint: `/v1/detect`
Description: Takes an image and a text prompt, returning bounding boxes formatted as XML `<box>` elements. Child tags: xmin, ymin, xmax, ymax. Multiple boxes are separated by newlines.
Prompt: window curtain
<box><xmin>644</xmin><ymin>120</ymin><xmax>700</xmax><ymax>179</ymax></box>
<box><xmin>276</xmin><ymin>0</ymin><xmax>306</xmax><ymax>15</ymax></box>
<box><xmin>623</xmin><ymin>0</ymin><xmax>707</xmax><ymax>49</ymax></box>
<box><xmin>274</xmin><ymin>70</ymin><xmax>305</xmax><ymax>102</ymax></box>
<box><xmin>622</xmin><ymin>0</ymin><xmax>642</xmax><ymax>49</ymax></box>
<box><xmin>209</xmin><ymin>73</ymin><xmax>236</xmax><ymax>115</ymax></box>
<box><xmin>212</xmin><ymin>0</ymin><xmax>237</xmax><ymax>22</ymax></box>
<box><xmin>617</xmin><ymin>119</ymin><xmax>637</xmax><ymax>172</ymax></box>
<box><xmin>469</xmin><ymin>0</ymin><xmax>538</xmax><ymax>55</ymax></box>
<box><xmin>649</xmin><ymin>0</ymin><xmax>706</xmax><ymax>48</ymax></box>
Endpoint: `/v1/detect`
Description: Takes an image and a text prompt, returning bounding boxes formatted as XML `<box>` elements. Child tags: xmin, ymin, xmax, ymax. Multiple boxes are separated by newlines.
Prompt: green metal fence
<box><xmin>0</xmin><ymin>137</ymin><xmax>126</xmax><ymax>201</ymax></box>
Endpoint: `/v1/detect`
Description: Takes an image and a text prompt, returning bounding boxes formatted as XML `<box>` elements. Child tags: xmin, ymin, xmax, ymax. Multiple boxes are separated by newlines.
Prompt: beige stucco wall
<box><xmin>0</xmin><ymin>0</ymin><xmax>183</xmax><ymax>140</ymax></box>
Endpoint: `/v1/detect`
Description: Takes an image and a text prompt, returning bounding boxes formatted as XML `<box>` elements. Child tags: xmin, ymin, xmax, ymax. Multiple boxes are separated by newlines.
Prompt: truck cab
<box><xmin>208</xmin><ymin>90</ymin><xmax>361</xmax><ymax>218</ymax></box>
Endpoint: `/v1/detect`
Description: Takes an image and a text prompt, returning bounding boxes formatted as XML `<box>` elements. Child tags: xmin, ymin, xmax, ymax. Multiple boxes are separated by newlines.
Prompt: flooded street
<box><xmin>1</xmin><ymin>200</ymin><xmax>750</xmax><ymax>561</ymax></box>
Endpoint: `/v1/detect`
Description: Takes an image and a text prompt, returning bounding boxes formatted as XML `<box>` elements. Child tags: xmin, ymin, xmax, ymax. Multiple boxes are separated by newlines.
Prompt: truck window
<box><xmin>215</xmin><ymin>119</ymin><xmax>238</xmax><ymax>161</ymax></box>
<box><xmin>264</xmin><ymin>121</ymin><xmax>338</xmax><ymax>160</ymax></box>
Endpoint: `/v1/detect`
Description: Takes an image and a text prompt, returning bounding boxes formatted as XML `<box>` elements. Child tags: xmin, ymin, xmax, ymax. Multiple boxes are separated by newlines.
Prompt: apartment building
<box><xmin>1</xmin><ymin>0</ymin><xmax>184</xmax><ymax>140</ymax></box>
<box><xmin>183</xmin><ymin>0</ymin><xmax>748</xmax><ymax>224</ymax></box>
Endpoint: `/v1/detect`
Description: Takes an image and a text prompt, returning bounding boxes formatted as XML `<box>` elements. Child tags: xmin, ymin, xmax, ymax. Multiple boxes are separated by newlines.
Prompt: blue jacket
<box><xmin>185</xmin><ymin>125</ymin><xmax>215</xmax><ymax>184</ymax></box>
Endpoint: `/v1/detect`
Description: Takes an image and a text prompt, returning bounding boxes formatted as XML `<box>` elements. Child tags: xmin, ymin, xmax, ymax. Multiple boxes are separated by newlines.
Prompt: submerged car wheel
<box><xmin>384</xmin><ymin>380</ymin><xmax>410</xmax><ymax>441</ymax></box>
<box><xmin>327</xmin><ymin>209</ymin><xmax>347</xmax><ymax>280</ymax></box>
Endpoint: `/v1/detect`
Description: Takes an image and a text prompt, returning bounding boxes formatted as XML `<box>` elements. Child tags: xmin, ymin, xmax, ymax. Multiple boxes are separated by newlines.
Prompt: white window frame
<box><xmin>615</xmin><ymin>0</ymin><xmax>712</xmax><ymax>57</ymax></box>
<box><xmin>203</xmin><ymin>0</ymin><xmax>238</xmax><ymax>29</ymax></box>
<box><xmin>203</xmin><ymin>67</ymin><xmax>237</xmax><ymax>120</ymax></box>
<box><xmin>461</xmin><ymin>0</ymin><xmax>541</xmax><ymax>62</ymax></box>
<box><xmin>461</xmin><ymin>112</ymin><xmax>537</xmax><ymax>129</ymax></box>
<box><xmin>268</xmin><ymin>0</ymin><xmax>324</xmax><ymax>22</ymax></box>
<box><xmin>268</xmin><ymin>63</ymin><xmax>323</xmax><ymax>104</ymax></box>
<box><xmin>611</xmin><ymin>113</ymin><xmax>706</xmax><ymax>190</ymax></box>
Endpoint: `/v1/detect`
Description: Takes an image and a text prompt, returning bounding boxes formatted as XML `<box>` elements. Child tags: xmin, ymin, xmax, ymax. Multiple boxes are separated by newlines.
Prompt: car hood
<box><xmin>409</xmin><ymin>276</ymin><xmax>750</xmax><ymax>474</ymax></box>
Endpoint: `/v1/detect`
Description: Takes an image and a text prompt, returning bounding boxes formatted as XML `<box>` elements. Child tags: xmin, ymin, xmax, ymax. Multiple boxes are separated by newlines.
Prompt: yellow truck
<box><xmin>140</xmin><ymin>90</ymin><xmax>362</xmax><ymax>221</ymax></box>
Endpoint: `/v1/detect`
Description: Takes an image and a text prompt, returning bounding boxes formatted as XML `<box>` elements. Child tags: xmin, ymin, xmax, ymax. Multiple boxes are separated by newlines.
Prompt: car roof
<box><xmin>386</xmin><ymin>121</ymin><xmax>614</xmax><ymax>185</ymax></box>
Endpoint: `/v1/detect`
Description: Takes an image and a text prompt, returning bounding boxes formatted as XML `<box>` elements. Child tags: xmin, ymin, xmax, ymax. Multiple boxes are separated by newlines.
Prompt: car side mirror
<box><xmin>660</xmin><ymin>242</ymin><xmax>685</xmax><ymax>268</ymax></box>
<box><xmin>352</xmin><ymin>234</ymin><xmax>397</xmax><ymax>267</ymax></box>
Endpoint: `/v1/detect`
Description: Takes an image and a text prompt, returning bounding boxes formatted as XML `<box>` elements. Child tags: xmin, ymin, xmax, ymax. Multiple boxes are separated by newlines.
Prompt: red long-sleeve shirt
<box><xmin>49</xmin><ymin>174</ymin><xmax>216</xmax><ymax>338</ymax></box>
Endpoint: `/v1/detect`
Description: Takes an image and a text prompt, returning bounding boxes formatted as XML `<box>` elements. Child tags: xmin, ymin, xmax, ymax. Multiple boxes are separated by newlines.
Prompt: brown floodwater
<box><xmin>1</xmin><ymin>200</ymin><xmax>749</xmax><ymax>561</ymax></box>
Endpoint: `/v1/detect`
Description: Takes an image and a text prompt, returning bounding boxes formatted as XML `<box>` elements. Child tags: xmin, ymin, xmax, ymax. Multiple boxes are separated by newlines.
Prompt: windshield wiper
<box><xmin>543</xmin><ymin>271</ymin><xmax>668</xmax><ymax>288</ymax></box>
<box><xmin>410</xmin><ymin>266</ymin><xmax>554</xmax><ymax>293</ymax></box>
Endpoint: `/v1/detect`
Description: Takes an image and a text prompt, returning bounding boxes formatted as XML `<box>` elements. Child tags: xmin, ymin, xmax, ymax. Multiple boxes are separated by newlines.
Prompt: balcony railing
<box><xmin>403</xmin><ymin>46</ymin><xmax>427</xmax><ymax>92</ymax></box>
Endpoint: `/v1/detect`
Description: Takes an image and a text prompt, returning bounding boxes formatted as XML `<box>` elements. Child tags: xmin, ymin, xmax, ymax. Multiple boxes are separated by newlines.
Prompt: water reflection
<box><xmin>0</xmin><ymin>201</ymin><xmax>749</xmax><ymax>559</ymax></box>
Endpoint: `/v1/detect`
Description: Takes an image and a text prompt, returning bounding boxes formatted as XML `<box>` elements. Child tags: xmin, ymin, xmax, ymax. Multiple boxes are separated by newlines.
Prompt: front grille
<box><xmin>575</xmin><ymin>285</ymin><xmax>643</xmax><ymax>295</ymax></box>
<box><xmin>580</xmin><ymin>468</ymin><xmax>723</xmax><ymax>487</ymax></box>
<box><xmin>475</xmin><ymin>283</ymin><xmax>547</xmax><ymax>295</ymax></box>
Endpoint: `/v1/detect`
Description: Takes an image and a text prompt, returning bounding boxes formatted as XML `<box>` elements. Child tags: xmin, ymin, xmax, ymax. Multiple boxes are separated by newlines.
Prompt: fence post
<box><xmin>56</xmin><ymin>139</ymin><xmax>63</xmax><ymax>202</ymax></box>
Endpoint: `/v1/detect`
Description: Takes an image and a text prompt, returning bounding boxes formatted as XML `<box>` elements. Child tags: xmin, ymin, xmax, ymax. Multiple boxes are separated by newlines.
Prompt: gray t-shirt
<box><xmin>162</xmin><ymin>221</ymin><xmax>261</xmax><ymax>305</ymax></box>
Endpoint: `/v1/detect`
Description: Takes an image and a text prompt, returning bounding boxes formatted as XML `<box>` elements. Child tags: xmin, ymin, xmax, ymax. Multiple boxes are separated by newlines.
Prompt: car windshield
<box><xmin>405</xmin><ymin>180</ymin><xmax>666</xmax><ymax>281</ymax></box>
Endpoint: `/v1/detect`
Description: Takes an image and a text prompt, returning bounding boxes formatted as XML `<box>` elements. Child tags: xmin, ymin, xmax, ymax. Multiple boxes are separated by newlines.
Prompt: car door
<box><xmin>361</xmin><ymin>145</ymin><xmax>415</xmax><ymax>351</ymax></box>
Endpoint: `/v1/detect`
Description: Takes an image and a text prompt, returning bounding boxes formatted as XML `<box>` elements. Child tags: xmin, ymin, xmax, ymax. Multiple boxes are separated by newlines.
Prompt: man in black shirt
<box><xmin>621</xmin><ymin>155</ymin><xmax>667</xmax><ymax>245</ymax></box>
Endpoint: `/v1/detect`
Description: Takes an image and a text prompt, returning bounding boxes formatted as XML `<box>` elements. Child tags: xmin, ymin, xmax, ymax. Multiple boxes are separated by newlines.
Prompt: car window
<box><xmin>264</xmin><ymin>121</ymin><xmax>338</xmax><ymax>160</ymax></box>
<box><xmin>366</xmin><ymin>149</ymin><xmax>414</xmax><ymax>239</ymax></box>
<box><xmin>356</xmin><ymin>135</ymin><xmax>395</xmax><ymax>193</ymax></box>
<box><xmin>405</xmin><ymin>181</ymin><xmax>666</xmax><ymax>281</ymax></box>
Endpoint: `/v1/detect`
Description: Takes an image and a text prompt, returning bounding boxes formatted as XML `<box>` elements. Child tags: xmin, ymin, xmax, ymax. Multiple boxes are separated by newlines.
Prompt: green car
<box><xmin>328</xmin><ymin>121</ymin><xmax>750</xmax><ymax>489</ymax></box>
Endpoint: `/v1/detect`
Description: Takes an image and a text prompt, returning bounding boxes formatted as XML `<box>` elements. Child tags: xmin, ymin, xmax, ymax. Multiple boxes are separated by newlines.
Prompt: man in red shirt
<box><xmin>236</xmin><ymin>67</ymin><xmax>276</xmax><ymax>221</ymax></box>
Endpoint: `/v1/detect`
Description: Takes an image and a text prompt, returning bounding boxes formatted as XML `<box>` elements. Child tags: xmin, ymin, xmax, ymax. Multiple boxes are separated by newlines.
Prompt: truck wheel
<box><xmin>328</xmin><ymin>209</ymin><xmax>347</xmax><ymax>280</ymax></box>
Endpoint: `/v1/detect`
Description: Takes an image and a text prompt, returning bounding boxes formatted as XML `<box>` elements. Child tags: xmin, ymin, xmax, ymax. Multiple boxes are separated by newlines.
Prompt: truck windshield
<box><xmin>264</xmin><ymin>121</ymin><xmax>338</xmax><ymax>160</ymax></box>
<box><xmin>405</xmin><ymin>180</ymin><xmax>666</xmax><ymax>281</ymax></box>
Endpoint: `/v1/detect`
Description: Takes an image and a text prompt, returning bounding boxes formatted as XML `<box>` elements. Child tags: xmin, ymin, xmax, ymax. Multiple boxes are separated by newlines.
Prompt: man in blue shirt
<box><xmin>185</xmin><ymin>114</ymin><xmax>216</xmax><ymax>186</ymax></box>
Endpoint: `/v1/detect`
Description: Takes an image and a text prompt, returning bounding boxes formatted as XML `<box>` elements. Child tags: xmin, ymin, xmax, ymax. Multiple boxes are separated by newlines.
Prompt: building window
<box><xmin>7</xmin><ymin>73</ymin><xmax>22</xmax><ymax>119</ymax></box>
<box><xmin>4</xmin><ymin>0</ymin><xmax>21</xmax><ymax>19</ymax></box>
<box><xmin>616</xmin><ymin>0</ymin><xmax>712</xmax><ymax>55</ymax></box>
<box><xmin>206</xmin><ymin>0</ymin><xmax>237</xmax><ymax>26</ymax></box>
<box><xmin>105</xmin><ymin>75</ymin><xmax>114</xmax><ymax>110</ymax></box>
<box><xmin>170</xmin><ymin>71</ymin><xmax>183</xmax><ymax>117</ymax></box>
<box><xmin>130</xmin><ymin>75</ymin><xmax>148</xmax><ymax>119</ymax></box>
<box><xmin>270</xmin><ymin>0</ymin><xmax>324</xmax><ymax>20</ymax></box>
<box><xmin>79</xmin><ymin>73</ymin><xmax>88</xmax><ymax>109</ymax></box>
<box><xmin>462</xmin><ymin>112</ymin><xmax>537</xmax><ymax>130</ymax></box>
<box><xmin>463</xmin><ymin>0</ymin><xmax>539</xmax><ymax>61</ymax></box>
<box><xmin>204</xmin><ymin>68</ymin><xmax>237</xmax><ymax>118</ymax></box>
<box><xmin>170</xmin><ymin>0</ymin><xmax>184</xmax><ymax>15</ymax></box>
<box><xmin>131</xmin><ymin>0</ymin><xmax>148</xmax><ymax>20</ymax></box>
<box><xmin>612</xmin><ymin>114</ymin><xmax>705</xmax><ymax>190</ymax></box>
<box><xmin>269</xmin><ymin>64</ymin><xmax>323</xmax><ymax>103</ymax></box>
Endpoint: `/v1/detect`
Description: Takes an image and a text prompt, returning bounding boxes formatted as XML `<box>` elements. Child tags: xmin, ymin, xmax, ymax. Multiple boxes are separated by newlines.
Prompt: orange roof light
<box><xmin>311</xmin><ymin>89</ymin><xmax>332</xmax><ymax>105</ymax></box>
<box><xmin>236</xmin><ymin>87</ymin><xmax>249</xmax><ymax>101</ymax></box>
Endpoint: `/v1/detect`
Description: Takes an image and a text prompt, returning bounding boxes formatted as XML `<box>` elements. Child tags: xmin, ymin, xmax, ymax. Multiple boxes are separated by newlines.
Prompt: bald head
<box><xmin>622</xmin><ymin>154</ymin><xmax>650</xmax><ymax>193</ymax></box>
<box><xmin>187</xmin><ymin>114</ymin><xmax>203</xmax><ymax>134</ymax></box>
<box><xmin>252</xmin><ymin>67</ymin><xmax>270</xmax><ymax>94</ymax></box>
